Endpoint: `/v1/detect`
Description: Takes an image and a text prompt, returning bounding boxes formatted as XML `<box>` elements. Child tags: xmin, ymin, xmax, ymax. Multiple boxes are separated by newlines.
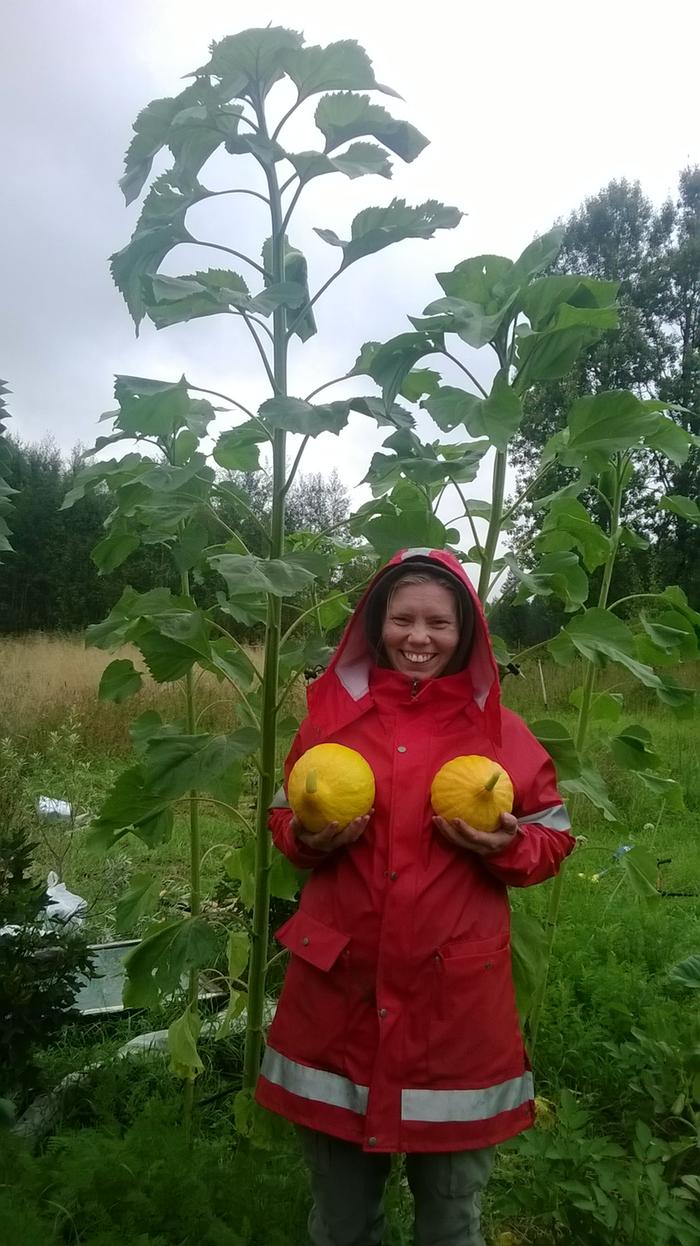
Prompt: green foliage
<box><xmin>0</xmin><ymin>816</ymin><xmax>92</xmax><ymax>1098</ymax></box>
<box><xmin>512</xmin><ymin>171</ymin><xmax>700</xmax><ymax>608</ymax></box>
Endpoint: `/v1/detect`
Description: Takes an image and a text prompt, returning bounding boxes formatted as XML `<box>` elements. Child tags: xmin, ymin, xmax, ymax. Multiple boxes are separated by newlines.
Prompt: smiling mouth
<box><xmin>401</xmin><ymin>651</ymin><xmax>435</xmax><ymax>665</ymax></box>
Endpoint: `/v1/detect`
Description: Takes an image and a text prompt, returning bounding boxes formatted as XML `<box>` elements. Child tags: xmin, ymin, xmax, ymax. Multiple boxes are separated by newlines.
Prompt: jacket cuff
<box><xmin>269</xmin><ymin>807</ymin><xmax>329</xmax><ymax>870</ymax></box>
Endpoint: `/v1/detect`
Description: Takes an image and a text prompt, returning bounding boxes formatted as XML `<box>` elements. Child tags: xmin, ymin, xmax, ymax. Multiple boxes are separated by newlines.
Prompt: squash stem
<box><xmin>305</xmin><ymin>770</ymin><xmax>318</xmax><ymax>796</ymax></box>
<box><xmin>483</xmin><ymin>769</ymin><xmax>501</xmax><ymax>792</ymax></box>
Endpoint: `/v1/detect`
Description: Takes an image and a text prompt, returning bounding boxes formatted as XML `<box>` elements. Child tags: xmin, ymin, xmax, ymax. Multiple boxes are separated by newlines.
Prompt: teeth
<box><xmin>403</xmin><ymin>652</ymin><xmax>433</xmax><ymax>664</ymax></box>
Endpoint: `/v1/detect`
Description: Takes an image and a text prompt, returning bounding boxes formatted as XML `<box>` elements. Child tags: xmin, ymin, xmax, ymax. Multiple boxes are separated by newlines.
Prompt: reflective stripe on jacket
<box><xmin>256</xmin><ymin>549</ymin><xmax>575</xmax><ymax>1152</ymax></box>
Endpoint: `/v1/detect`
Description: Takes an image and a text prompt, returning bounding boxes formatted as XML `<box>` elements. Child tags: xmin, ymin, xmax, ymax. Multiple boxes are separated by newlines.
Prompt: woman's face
<box><xmin>381</xmin><ymin>581</ymin><xmax>460</xmax><ymax>681</ymax></box>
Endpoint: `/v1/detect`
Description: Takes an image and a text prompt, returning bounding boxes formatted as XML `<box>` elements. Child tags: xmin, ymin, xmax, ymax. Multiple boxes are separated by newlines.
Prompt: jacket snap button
<box><xmin>378</xmin><ymin>1007</ymin><xmax>388</xmax><ymax>1018</ymax></box>
<box><xmin>390</xmin><ymin>871</ymin><xmax>398</xmax><ymax>881</ymax></box>
<box><xmin>302</xmin><ymin>937</ymin><xmax>310</xmax><ymax>946</ymax></box>
<box><xmin>484</xmin><ymin>960</ymin><xmax>493</xmax><ymax>970</ymax></box>
<box><xmin>368</xmin><ymin>1137</ymin><xmax>377</xmax><ymax>1147</ymax></box>
<box><xmin>397</xmin><ymin>745</ymin><xmax>407</xmax><ymax>753</ymax></box>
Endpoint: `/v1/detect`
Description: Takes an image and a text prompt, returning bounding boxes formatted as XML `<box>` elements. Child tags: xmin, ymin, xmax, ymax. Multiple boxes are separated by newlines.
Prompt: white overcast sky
<box><xmin>2</xmin><ymin>0</ymin><xmax>699</xmax><ymax>521</ymax></box>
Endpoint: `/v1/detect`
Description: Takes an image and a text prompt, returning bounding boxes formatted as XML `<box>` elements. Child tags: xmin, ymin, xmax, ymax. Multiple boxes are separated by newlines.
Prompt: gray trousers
<box><xmin>297</xmin><ymin>1127</ymin><xmax>494</xmax><ymax>1246</ymax></box>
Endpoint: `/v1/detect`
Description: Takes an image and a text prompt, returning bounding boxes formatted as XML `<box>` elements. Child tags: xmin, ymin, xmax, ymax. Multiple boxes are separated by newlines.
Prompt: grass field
<box><xmin>1</xmin><ymin>633</ymin><xmax>698</xmax><ymax>1244</ymax></box>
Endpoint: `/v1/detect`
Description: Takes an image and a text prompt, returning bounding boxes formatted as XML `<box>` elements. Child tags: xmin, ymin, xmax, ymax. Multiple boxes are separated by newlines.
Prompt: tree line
<box><xmin>2</xmin><ymin>168</ymin><xmax>698</xmax><ymax>643</ymax></box>
<box><xmin>0</xmin><ymin>435</ymin><xmax>352</xmax><ymax>635</ymax></box>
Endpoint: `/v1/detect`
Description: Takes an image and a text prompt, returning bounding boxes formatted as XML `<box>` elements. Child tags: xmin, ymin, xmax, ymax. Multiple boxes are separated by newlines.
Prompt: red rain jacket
<box><xmin>256</xmin><ymin>549</ymin><xmax>574</xmax><ymax>1152</ymax></box>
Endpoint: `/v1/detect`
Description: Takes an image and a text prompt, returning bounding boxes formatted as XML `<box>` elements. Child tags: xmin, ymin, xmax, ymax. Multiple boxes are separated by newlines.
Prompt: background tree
<box><xmin>0</xmin><ymin>438</ymin><xmax>354</xmax><ymax>635</ymax></box>
<box><xmin>509</xmin><ymin>169</ymin><xmax>700</xmax><ymax>616</ymax></box>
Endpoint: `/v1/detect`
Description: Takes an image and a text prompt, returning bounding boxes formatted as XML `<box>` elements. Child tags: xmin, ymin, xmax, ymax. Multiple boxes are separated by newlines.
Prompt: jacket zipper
<box><xmin>411</xmin><ymin>678</ymin><xmax>419</xmax><ymax>699</ymax></box>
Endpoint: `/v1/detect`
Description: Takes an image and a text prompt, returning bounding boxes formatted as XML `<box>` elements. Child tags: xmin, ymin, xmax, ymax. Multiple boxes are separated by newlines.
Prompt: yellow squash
<box><xmin>431</xmin><ymin>754</ymin><xmax>514</xmax><ymax>833</ymax></box>
<box><xmin>288</xmin><ymin>743</ymin><xmax>375</xmax><ymax>834</ymax></box>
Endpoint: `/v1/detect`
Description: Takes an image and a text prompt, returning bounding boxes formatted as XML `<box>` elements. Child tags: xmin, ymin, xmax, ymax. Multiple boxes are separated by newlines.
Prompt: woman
<box><xmin>256</xmin><ymin>549</ymin><xmax>575</xmax><ymax>1246</ymax></box>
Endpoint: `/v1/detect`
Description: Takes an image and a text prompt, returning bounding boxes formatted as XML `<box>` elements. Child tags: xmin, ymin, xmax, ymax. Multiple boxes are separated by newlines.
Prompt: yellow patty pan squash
<box><xmin>431</xmin><ymin>755</ymin><xmax>514</xmax><ymax>833</ymax></box>
<box><xmin>288</xmin><ymin>743</ymin><xmax>375</xmax><ymax>834</ymax></box>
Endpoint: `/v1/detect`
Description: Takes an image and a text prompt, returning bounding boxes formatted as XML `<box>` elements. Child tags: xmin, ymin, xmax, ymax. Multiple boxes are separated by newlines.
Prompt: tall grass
<box><xmin>0</xmin><ymin>633</ymin><xmax>260</xmax><ymax>754</ymax></box>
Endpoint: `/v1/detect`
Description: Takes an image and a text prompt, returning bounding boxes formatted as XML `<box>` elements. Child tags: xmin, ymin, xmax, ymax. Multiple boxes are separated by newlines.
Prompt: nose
<box><xmin>407</xmin><ymin>625</ymin><xmax>431</xmax><ymax>646</ymax></box>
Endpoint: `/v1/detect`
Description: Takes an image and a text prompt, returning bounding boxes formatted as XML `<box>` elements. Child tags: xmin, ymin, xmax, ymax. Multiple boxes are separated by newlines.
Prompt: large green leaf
<box><xmin>640</xmin><ymin>611</ymin><xmax>697</xmax><ymax>659</ymax></box>
<box><xmin>364</xmin><ymin>331</ymin><xmax>443</xmax><ymax>407</ymax></box>
<box><xmin>224</xmin><ymin>840</ymin><xmax>256</xmax><ymax>909</ymax></box>
<box><xmin>84</xmin><ymin>586</ymin><xmax>173</xmax><ymax>649</ymax></box>
<box><xmin>194</xmin><ymin>27</ymin><xmax>303</xmax><ymax>100</ymax></box>
<box><xmin>399</xmin><ymin>368</ymin><xmax>442</xmax><ymax>403</ymax></box>
<box><xmin>410</xmin><ymin>297</ymin><xmax>513</xmax><ymax>350</ymax></box>
<box><xmin>462</xmin><ymin>375</ymin><xmax>522</xmax><ymax>450</ymax></box>
<box><xmin>115</xmin><ymin>872</ymin><xmax>160</xmax><ymax>935</ymax></box>
<box><xmin>610</xmin><ymin>724</ymin><xmax>659</xmax><ymax>771</ymax></box>
<box><xmin>551</xmin><ymin>608</ymin><xmax>665</xmax><ymax>691</ymax></box>
<box><xmin>168</xmin><ymin>1004</ymin><xmax>204</xmax><ymax>1080</ymax></box>
<box><xmin>206</xmin><ymin>639</ymin><xmax>259</xmax><ymax>694</ymax></box>
<box><xmin>559</xmin><ymin>766</ymin><xmax>617</xmax><ymax>821</ymax></box>
<box><xmin>282</xmin><ymin>39</ymin><xmax>400</xmax><ymax>100</ymax></box>
<box><xmin>111</xmin><ymin>374</ymin><xmax>216</xmax><ymax>439</ymax></box>
<box><xmin>621</xmin><ymin>847</ymin><xmax>660</xmax><ymax>900</ymax></box>
<box><xmin>259</xmin><ymin>393</ymin><xmax>412</xmax><ymax>438</ymax></box>
<box><xmin>569</xmin><ymin>686</ymin><xmax>623</xmax><ymax>724</ymax></box>
<box><xmin>422</xmin><ymin>386</ymin><xmax>484</xmax><ymax>434</ymax></box>
<box><xmin>144</xmin><ymin>269</ymin><xmax>248</xmax><ymax>327</ymax></box>
<box><xmin>353</xmin><ymin>482</ymin><xmax>453</xmax><ymax>559</ymax></box>
<box><xmin>92</xmin><ymin>765</ymin><xmax>175</xmax><ymax>842</ymax></box>
<box><xmin>143</xmin><ymin>728</ymin><xmax>260</xmax><ymax>800</ymax></box>
<box><xmin>510</xmin><ymin>910</ymin><xmax>547</xmax><ymax>1030</ymax></box>
<box><xmin>259</xmin><ymin>396</ymin><xmax>351</xmax><ymax>437</ymax></box>
<box><xmin>211</xmin><ymin>552</ymin><xmax>319</xmax><ymax>597</ymax></box>
<box><xmin>668</xmin><ymin>955</ymin><xmax>700</xmax><ymax>990</ymax></box>
<box><xmin>515</xmin><ymin>320</ymin><xmax>606</xmax><ymax>391</ymax></box>
<box><xmin>506</xmin><ymin>551</ymin><xmax>589</xmax><ymax>612</ymax></box>
<box><xmin>315</xmin><ymin>200</ymin><xmax>461</xmax><ymax>270</ymax></box>
<box><xmin>215</xmin><ymin>591</ymin><xmax>268</xmax><ymax>628</ymax></box>
<box><xmin>662</xmin><ymin>584</ymin><xmax>700</xmax><ymax>629</ymax></box>
<box><xmin>314</xmin><ymin>93</ymin><xmax>428</xmax><ymax>160</ymax></box>
<box><xmin>289</xmin><ymin>143</ymin><xmax>392</xmax><ymax>184</ymax></box>
<box><xmin>510</xmin><ymin>227</ymin><xmax>566</xmax><ymax>283</ymax></box>
<box><xmin>644</xmin><ymin>419</ymin><xmax>699</xmax><ymax>466</ymax></box>
<box><xmin>362</xmin><ymin>508</ymin><xmax>450</xmax><ymax>560</ymax></box>
<box><xmin>659</xmin><ymin>494</ymin><xmax>700</xmax><ymax>526</ymax></box>
<box><xmin>145</xmin><ymin>269</ymin><xmax>307</xmax><ymax>329</ymax></box>
<box><xmin>213</xmin><ymin>422</ymin><xmax>269</xmax><ymax>471</ymax></box>
<box><xmin>269</xmin><ymin>847</ymin><xmax>304</xmax><ymax>901</ymax></box>
<box><xmin>437</xmin><ymin>254</ymin><xmax>514</xmax><ymax>308</ymax></box>
<box><xmin>136</xmin><ymin>629</ymin><xmax>200</xmax><ymax>683</ymax></box>
<box><xmin>634</xmin><ymin>770</ymin><xmax>684</xmax><ymax>809</ymax></box>
<box><xmin>110</xmin><ymin>178</ymin><xmax>208</xmax><ymax>330</ymax></box>
<box><xmin>227</xmin><ymin>930</ymin><xmax>250</xmax><ymax>983</ymax></box>
<box><xmin>537</xmin><ymin>499</ymin><xmax>611</xmax><ymax>572</ymax></box>
<box><xmin>528</xmin><ymin>719</ymin><xmax>581</xmax><ymax>780</ymax></box>
<box><xmin>123</xmin><ymin>916</ymin><xmax>220</xmax><ymax>1008</ymax></box>
<box><xmin>520</xmin><ymin>275</ymin><xmax>619</xmax><ymax>331</ymax></box>
<box><xmin>363</xmin><ymin>428</ymin><xmax>488</xmax><ymax>496</ymax></box>
<box><xmin>119</xmin><ymin>83</ymin><xmax>233</xmax><ymax>203</ymax></box>
<box><xmin>98</xmin><ymin>659</ymin><xmax>143</xmax><ymax>704</ymax></box>
<box><xmin>91</xmin><ymin>533</ymin><xmax>140</xmax><ymax>574</ymax></box>
<box><xmin>561</xmin><ymin>392</ymin><xmax>669</xmax><ymax>466</ymax></box>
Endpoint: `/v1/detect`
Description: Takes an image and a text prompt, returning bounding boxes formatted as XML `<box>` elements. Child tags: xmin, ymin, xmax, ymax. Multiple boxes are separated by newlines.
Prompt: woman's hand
<box><xmin>292</xmin><ymin>811</ymin><xmax>373</xmax><ymax>854</ymax></box>
<box><xmin>433</xmin><ymin>811</ymin><xmax>520</xmax><ymax>857</ymax></box>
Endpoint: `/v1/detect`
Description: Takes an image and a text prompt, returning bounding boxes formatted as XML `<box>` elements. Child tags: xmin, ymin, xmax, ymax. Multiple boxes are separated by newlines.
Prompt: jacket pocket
<box><xmin>268</xmin><ymin>910</ymin><xmax>353</xmax><ymax>1068</ymax></box>
<box><xmin>428</xmin><ymin>942</ymin><xmax>522</xmax><ymax>1084</ymax></box>
<box><xmin>275</xmin><ymin>908</ymin><xmax>350</xmax><ymax>972</ymax></box>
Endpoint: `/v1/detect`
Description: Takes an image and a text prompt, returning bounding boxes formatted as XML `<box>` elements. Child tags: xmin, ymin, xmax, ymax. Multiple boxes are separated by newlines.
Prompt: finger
<box><xmin>452</xmin><ymin>819</ymin><xmax>492</xmax><ymax>845</ymax></box>
<box><xmin>433</xmin><ymin>816</ymin><xmax>460</xmax><ymax>846</ymax></box>
<box><xmin>349</xmin><ymin>815</ymin><xmax>370</xmax><ymax>840</ymax></box>
<box><xmin>499</xmin><ymin>812</ymin><xmax>519</xmax><ymax>833</ymax></box>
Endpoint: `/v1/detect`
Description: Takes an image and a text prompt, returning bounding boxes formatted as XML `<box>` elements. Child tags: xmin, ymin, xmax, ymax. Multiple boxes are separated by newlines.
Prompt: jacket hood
<box><xmin>307</xmin><ymin>548</ymin><xmax>502</xmax><ymax>738</ymax></box>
